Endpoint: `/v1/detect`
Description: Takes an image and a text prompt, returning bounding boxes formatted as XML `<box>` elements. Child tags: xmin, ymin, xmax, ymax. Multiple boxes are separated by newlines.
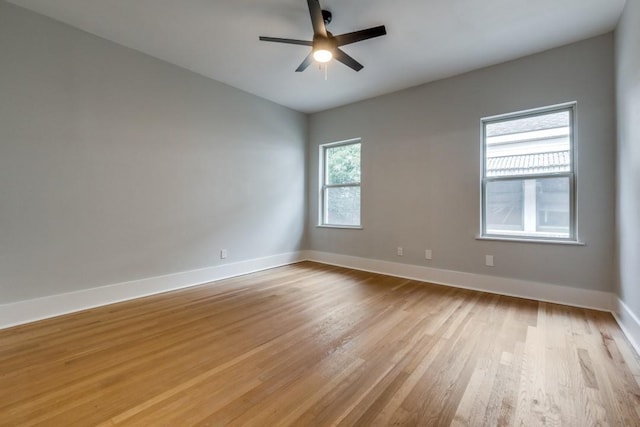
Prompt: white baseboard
<box><xmin>303</xmin><ymin>250</ymin><xmax>614</xmax><ymax>312</ymax></box>
<box><xmin>0</xmin><ymin>251</ymin><xmax>305</xmax><ymax>330</ymax></box>
<box><xmin>612</xmin><ymin>298</ymin><xmax>640</xmax><ymax>356</ymax></box>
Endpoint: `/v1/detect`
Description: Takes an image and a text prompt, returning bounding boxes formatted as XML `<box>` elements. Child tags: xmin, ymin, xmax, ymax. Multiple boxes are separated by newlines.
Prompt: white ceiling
<box><xmin>8</xmin><ymin>0</ymin><xmax>626</xmax><ymax>113</ymax></box>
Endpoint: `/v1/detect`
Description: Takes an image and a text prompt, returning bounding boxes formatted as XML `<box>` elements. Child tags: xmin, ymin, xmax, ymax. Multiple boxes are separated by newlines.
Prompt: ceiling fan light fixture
<box><xmin>313</xmin><ymin>48</ymin><xmax>333</xmax><ymax>63</ymax></box>
<box><xmin>259</xmin><ymin>0</ymin><xmax>386</xmax><ymax>72</ymax></box>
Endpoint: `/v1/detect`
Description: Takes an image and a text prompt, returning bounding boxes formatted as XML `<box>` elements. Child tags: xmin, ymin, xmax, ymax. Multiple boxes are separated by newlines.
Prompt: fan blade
<box><xmin>334</xmin><ymin>48</ymin><xmax>363</xmax><ymax>71</ymax></box>
<box><xmin>334</xmin><ymin>25</ymin><xmax>387</xmax><ymax>46</ymax></box>
<box><xmin>296</xmin><ymin>52</ymin><xmax>313</xmax><ymax>72</ymax></box>
<box><xmin>259</xmin><ymin>36</ymin><xmax>312</xmax><ymax>46</ymax></box>
<box><xmin>307</xmin><ymin>0</ymin><xmax>327</xmax><ymax>37</ymax></box>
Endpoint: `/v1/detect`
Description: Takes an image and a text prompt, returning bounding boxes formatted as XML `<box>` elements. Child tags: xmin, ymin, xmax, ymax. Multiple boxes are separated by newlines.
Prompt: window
<box><xmin>320</xmin><ymin>139</ymin><xmax>361</xmax><ymax>227</ymax></box>
<box><xmin>481</xmin><ymin>104</ymin><xmax>576</xmax><ymax>241</ymax></box>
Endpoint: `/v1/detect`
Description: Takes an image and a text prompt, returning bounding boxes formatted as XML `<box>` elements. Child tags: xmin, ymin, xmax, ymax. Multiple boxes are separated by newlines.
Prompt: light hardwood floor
<box><xmin>1</xmin><ymin>262</ymin><xmax>639</xmax><ymax>426</ymax></box>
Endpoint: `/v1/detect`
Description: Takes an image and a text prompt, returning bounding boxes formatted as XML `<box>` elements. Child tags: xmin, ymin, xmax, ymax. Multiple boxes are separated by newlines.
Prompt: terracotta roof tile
<box><xmin>487</xmin><ymin>150</ymin><xmax>570</xmax><ymax>176</ymax></box>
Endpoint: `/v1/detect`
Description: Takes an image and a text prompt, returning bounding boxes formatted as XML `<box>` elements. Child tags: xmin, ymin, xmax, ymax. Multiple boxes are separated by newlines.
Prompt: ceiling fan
<box><xmin>259</xmin><ymin>0</ymin><xmax>387</xmax><ymax>72</ymax></box>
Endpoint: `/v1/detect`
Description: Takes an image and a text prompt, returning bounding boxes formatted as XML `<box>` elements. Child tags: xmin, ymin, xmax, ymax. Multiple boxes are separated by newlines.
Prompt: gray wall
<box><xmin>0</xmin><ymin>0</ymin><xmax>620</xmax><ymax>306</ymax></box>
<box><xmin>308</xmin><ymin>34</ymin><xmax>616</xmax><ymax>292</ymax></box>
<box><xmin>0</xmin><ymin>2</ymin><xmax>307</xmax><ymax>303</ymax></box>
<box><xmin>615</xmin><ymin>0</ymin><xmax>640</xmax><ymax>317</ymax></box>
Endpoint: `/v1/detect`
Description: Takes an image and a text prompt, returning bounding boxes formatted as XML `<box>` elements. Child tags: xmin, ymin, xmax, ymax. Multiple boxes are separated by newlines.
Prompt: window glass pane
<box><xmin>485</xmin><ymin>180</ymin><xmax>524</xmax><ymax>232</ymax></box>
<box><xmin>536</xmin><ymin>176</ymin><xmax>570</xmax><ymax>236</ymax></box>
<box><xmin>485</xmin><ymin>110</ymin><xmax>571</xmax><ymax>177</ymax></box>
<box><xmin>326</xmin><ymin>186</ymin><xmax>360</xmax><ymax>226</ymax></box>
<box><xmin>486</xmin><ymin>177</ymin><xmax>570</xmax><ymax>238</ymax></box>
<box><xmin>327</xmin><ymin>143</ymin><xmax>361</xmax><ymax>185</ymax></box>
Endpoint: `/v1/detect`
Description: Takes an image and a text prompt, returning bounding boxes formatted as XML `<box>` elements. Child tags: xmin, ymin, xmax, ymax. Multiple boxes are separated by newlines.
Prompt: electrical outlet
<box><xmin>425</xmin><ymin>249</ymin><xmax>432</xmax><ymax>260</ymax></box>
<box><xmin>485</xmin><ymin>255</ymin><xmax>494</xmax><ymax>267</ymax></box>
<box><xmin>397</xmin><ymin>247</ymin><xmax>403</xmax><ymax>256</ymax></box>
<box><xmin>220</xmin><ymin>249</ymin><xmax>228</xmax><ymax>259</ymax></box>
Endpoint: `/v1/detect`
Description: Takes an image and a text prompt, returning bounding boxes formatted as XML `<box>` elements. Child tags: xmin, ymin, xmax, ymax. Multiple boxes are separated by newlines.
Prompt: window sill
<box><xmin>476</xmin><ymin>235</ymin><xmax>585</xmax><ymax>246</ymax></box>
<box><xmin>317</xmin><ymin>225</ymin><xmax>363</xmax><ymax>230</ymax></box>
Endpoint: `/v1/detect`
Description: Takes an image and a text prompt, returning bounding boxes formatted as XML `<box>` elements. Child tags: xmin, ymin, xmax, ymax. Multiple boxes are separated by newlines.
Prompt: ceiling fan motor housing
<box><xmin>313</xmin><ymin>34</ymin><xmax>336</xmax><ymax>51</ymax></box>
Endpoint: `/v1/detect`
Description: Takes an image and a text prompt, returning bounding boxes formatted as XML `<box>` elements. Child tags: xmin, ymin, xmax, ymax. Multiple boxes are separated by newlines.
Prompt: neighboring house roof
<box><xmin>486</xmin><ymin>112</ymin><xmax>569</xmax><ymax>137</ymax></box>
<box><xmin>487</xmin><ymin>150</ymin><xmax>570</xmax><ymax>176</ymax></box>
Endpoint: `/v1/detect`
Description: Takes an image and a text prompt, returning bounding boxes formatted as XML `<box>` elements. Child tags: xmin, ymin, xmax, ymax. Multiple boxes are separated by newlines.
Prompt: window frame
<box><xmin>318</xmin><ymin>138</ymin><xmax>362</xmax><ymax>229</ymax></box>
<box><xmin>480</xmin><ymin>103</ymin><xmax>579</xmax><ymax>243</ymax></box>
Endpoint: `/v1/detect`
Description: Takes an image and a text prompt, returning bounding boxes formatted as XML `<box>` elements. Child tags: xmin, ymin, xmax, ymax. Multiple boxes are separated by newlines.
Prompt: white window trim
<box><xmin>318</xmin><ymin>138</ymin><xmax>362</xmax><ymax>229</ymax></box>
<box><xmin>480</xmin><ymin>102</ymin><xmax>580</xmax><ymax>244</ymax></box>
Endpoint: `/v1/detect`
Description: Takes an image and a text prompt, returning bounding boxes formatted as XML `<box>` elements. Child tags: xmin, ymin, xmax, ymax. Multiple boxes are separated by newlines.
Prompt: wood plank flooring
<box><xmin>1</xmin><ymin>261</ymin><xmax>639</xmax><ymax>426</ymax></box>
